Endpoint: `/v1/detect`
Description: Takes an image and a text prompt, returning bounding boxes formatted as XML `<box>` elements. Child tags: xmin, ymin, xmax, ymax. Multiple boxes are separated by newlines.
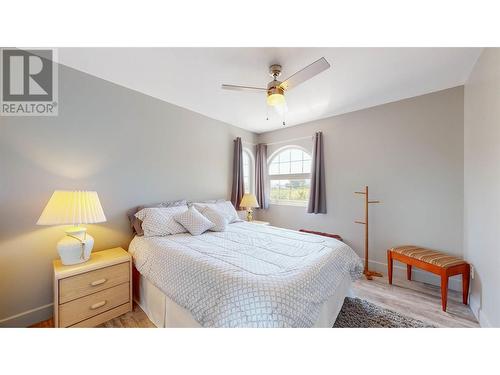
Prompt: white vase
<box><xmin>57</xmin><ymin>227</ymin><xmax>94</xmax><ymax>265</ymax></box>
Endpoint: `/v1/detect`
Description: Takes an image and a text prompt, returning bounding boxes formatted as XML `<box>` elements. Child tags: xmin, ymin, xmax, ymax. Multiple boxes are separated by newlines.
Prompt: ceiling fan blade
<box><xmin>279</xmin><ymin>57</ymin><xmax>331</xmax><ymax>91</ymax></box>
<box><xmin>221</xmin><ymin>84</ymin><xmax>267</xmax><ymax>92</ymax></box>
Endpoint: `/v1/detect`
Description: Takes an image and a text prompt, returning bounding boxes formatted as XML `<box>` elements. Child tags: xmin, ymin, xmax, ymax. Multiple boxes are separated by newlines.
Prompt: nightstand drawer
<box><xmin>59</xmin><ymin>282</ymin><xmax>130</xmax><ymax>327</ymax></box>
<box><xmin>59</xmin><ymin>262</ymin><xmax>129</xmax><ymax>304</ymax></box>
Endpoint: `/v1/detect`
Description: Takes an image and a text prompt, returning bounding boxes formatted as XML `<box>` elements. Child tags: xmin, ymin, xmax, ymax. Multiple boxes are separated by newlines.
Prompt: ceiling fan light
<box><xmin>267</xmin><ymin>93</ymin><xmax>286</xmax><ymax>106</ymax></box>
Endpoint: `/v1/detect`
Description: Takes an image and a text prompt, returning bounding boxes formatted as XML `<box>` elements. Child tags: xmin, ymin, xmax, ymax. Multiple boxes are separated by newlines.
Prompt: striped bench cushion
<box><xmin>390</xmin><ymin>245</ymin><xmax>465</xmax><ymax>268</ymax></box>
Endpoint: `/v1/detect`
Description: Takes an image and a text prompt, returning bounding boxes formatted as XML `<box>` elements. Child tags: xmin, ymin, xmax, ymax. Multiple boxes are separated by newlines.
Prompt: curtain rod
<box><xmin>242</xmin><ymin>135</ymin><xmax>314</xmax><ymax>147</ymax></box>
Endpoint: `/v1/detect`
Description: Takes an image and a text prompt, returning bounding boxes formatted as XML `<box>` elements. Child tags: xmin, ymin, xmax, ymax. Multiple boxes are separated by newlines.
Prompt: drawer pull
<box><xmin>90</xmin><ymin>300</ymin><xmax>107</xmax><ymax>310</ymax></box>
<box><xmin>90</xmin><ymin>278</ymin><xmax>107</xmax><ymax>286</ymax></box>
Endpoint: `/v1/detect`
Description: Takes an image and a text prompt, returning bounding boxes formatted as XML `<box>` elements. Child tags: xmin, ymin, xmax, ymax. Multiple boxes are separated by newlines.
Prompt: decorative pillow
<box><xmin>127</xmin><ymin>199</ymin><xmax>187</xmax><ymax>236</ymax></box>
<box><xmin>201</xmin><ymin>207</ymin><xmax>228</xmax><ymax>232</ymax></box>
<box><xmin>135</xmin><ymin>206</ymin><xmax>188</xmax><ymax>237</ymax></box>
<box><xmin>193</xmin><ymin>200</ymin><xmax>242</xmax><ymax>224</ymax></box>
<box><xmin>174</xmin><ymin>206</ymin><xmax>215</xmax><ymax>236</ymax></box>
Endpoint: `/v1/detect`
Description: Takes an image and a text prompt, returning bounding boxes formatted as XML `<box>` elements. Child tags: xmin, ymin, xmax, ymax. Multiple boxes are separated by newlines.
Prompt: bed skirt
<box><xmin>134</xmin><ymin>271</ymin><xmax>353</xmax><ymax>328</ymax></box>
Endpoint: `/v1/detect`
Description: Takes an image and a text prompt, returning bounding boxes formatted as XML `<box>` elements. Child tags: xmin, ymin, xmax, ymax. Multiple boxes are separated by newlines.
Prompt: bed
<box><xmin>129</xmin><ymin>221</ymin><xmax>363</xmax><ymax>327</ymax></box>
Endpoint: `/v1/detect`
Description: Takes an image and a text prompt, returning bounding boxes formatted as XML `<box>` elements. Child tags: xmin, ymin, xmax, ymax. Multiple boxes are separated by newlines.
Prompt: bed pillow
<box><xmin>135</xmin><ymin>206</ymin><xmax>188</xmax><ymax>237</ymax></box>
<box><xmin>201</xmin><ymin>207</ymin><xmax>228</xmax><ymax>232</ymax></box>
<box><xmin>193</xmin><ymin>200</ymin><xmax>242</xmax><ymax>224</ymax></box>
<box><xmin>127</xmin><ymin>199</ymin><xmax>187</xmax><ymax>236</ymax></box>
<box><xmin>174</xmin><ymin>206</ymin><xmax>215</xmax><ymax>236</ymax></box>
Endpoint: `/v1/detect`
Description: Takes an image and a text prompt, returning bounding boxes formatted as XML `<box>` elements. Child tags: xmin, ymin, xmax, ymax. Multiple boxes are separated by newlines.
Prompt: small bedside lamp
<box><xmin>240</xmin><ymin>193</ymin><xmax>259</xmax><ymax>222</ymax></box>
<box><xmin>37</xmin><ymin>190</ymin><xmax>106</xmax><ymax>265</ymax></box>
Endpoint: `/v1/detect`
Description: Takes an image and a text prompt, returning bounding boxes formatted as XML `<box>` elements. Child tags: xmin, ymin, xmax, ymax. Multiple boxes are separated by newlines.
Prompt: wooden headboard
<box><xmin>298</xmin><ymin>229</ymin><xmax>343</xmax><ymax>242</ymax></box>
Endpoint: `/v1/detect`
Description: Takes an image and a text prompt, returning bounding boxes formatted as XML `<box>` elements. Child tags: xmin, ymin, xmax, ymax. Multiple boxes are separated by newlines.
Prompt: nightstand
<box><xmin>250</xmin><ymin>220</ymin><xmax>270</xmax><ymax>226</ymax></box>
<box><xmin>53</xmin><ymin>247</ymin><xmax>132</xmax><ymax>327</ymax></box>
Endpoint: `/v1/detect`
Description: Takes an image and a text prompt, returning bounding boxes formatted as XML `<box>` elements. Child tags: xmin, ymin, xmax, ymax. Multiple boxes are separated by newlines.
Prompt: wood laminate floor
<box><xmin>30</xmin><ymin>303</ymin><xmax>156</xmax><ymax>328</ymax></box>
<box><xmin>30</xmin><ymin>276</ymin><xmax>478</xmax><ymax>328</ymax></box>
<box><xmin>353</xmin><ymin>276</ymin><xmax>478</xmax><ymax>327</ymax></box>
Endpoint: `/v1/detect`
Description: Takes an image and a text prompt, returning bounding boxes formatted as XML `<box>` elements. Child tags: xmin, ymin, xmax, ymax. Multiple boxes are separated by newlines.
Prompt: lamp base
<box><xmin>57</xmin><ymin>227</ymin><xmax>94</xmax><ymax>265</ymax></box>
<box><xmin>246</xmin><ymin>209</ymin><xmax>254</xmax><ymax>222</ymax></box>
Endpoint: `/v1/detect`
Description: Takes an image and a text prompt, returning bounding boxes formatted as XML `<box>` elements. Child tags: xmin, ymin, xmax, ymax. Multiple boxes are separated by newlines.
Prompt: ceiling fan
<box><xmin>221</xmin><ymin>57</ymin><xmax>331</xmax><ymax>124</ymax></box>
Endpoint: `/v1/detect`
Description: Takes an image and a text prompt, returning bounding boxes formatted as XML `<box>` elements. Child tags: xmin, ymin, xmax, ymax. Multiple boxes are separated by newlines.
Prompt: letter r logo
<box><xmin>2</xmin><ymin>49</ymin><xmax>53</xmax><ymax>102</ymax></box>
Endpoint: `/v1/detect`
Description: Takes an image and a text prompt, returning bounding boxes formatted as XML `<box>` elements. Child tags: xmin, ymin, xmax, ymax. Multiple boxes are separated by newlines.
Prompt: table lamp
<box><xmin>240</xmin><ymin>193</ymin><xmax>259</xmax><ymax>221</ymax></box>
<box><xmin>37</xmin><ymin>190</ymin><xmax>107</xmax><ymax>265</ymax></box>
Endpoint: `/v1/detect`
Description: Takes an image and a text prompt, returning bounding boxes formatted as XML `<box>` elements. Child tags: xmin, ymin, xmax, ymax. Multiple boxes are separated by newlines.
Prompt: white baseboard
<box><xmin>469</xmin><ymin>295</ymin><xmax>480</xmax><ymax>318</ymax></box>
<box><xmin>0</xmin><ymin>303</ymin><xmax>53</xmax><ymax>328</ymax></box>
<box><xmin>479</xmin><ymin>312</ymin><xmax>492</xmax><ymax>328</ymax></box>
<box><xmin>469</xmin><ymin>295</ymin><xmax>492</xmax><ymax>328</ymax></box>
<box><xmin>366</xmin><ymin>258</ymin><xmax>462</xmax><ymax>292</ymax></box>
<box><xmin>469</xmin><ymin>296</ymin><xmax>482</xmax><ymax>326</ymax></box>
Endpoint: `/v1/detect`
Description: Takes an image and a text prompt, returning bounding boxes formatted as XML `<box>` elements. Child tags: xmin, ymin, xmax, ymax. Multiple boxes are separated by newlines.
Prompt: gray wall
<box><xmin>464</xmin><ymin>48</ymin><xmax>500</xmax><ymax>327</ymax></box>
<box><xmin>256</xmin><ymin>87</ymin><xmax>465</xmax><ymax>290</ymax></box>
<box><xmin>0</xmin><ymin>64</ymin><xmax>255</xmax><ymax>326</ymax></box>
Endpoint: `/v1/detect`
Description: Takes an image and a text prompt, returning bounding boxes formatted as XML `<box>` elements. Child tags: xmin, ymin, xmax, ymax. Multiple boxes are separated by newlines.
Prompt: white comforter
<box><xmin>129</xmin><ymin>222</ymin><xmax>363</xmax><ymax>327</ymax></box>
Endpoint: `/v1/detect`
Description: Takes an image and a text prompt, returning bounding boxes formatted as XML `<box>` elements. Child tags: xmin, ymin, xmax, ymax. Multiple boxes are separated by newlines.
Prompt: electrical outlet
<box><xmin>471</xmin><ymin>265</ymin><xmax>475</xmax><ymax>279</ymax></box>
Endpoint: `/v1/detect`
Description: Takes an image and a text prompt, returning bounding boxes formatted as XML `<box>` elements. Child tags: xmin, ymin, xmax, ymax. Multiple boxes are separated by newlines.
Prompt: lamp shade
<box><xmin>37</xmin><ymin>190</ymin><xmax>106</xmax><ymax>226</ymax></box>
<box><xmin>240</xmin><ymin>193</ymin><xmax>259</xmax><ymax>209</ymax></box>
<box><xmin>266</xmin><ymin>93</ymin><xmax>286</xmax><ymax>107</ymax></box>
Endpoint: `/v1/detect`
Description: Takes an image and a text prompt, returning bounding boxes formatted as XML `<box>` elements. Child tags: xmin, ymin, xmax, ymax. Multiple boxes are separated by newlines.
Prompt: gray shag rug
<box><xmin>333</xmin><ymin>297</ymin><xmax>435</xmax><ymax>328</ymax></box>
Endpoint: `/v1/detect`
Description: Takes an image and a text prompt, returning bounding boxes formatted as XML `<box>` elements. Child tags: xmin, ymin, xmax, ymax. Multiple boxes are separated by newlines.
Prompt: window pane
<box><xmin>290</xmin><ymin>160</ymin><xmax>302</xmax><ymax>173</ymax></box>
<box><xmin>279</xmin><ymin>180</ymin><xmax>291</xmax><ymax>200</ymax></box>
<box><xmin>243</xmin><ymin>151</ymin><xmax>252</xmax><ymax>193</ymax></box>
<box><xmin>269</xmin><ymin>178</ymin><xmax>311</xmax><ymax>204</ymax></box>
<box><xmin>303</xmin><ymin>160</ymin><xmax>311</xmax><ymax>173</ymax></box>
<box><xmin>279</xmin><ymin>150</ymin><xmax>290</xmax><ymax>163</ymax></box>
<box><xmin>270</xmin><ymin>189</ymin><xmax>279</xmax><ymax>201</ymax></box>
<box><xmin>244</xmin><ymin>177</ymin><xmax>250</xmax><ymax>193</ymax></box>
<box><xmin>302</xmin><ymin>151</ymin><xmax>311</xmax><ymax>161</ymax></box>
<box><xmin>269</xmin><ymin>162</ymin><xmax>279</xmax><ymax>175</ymax></box>
<box><xmin>290</xmin><ymin>179</ymin><xmax>310</xmax><ymax>201</ymax></box>
<box><xmin>270</xmin><ymin>179</ymin><xmax>280</xmax><ymax>200</ymax></box>
<box><xmin>279</xmin><ymin>162</ymin><xmax>290</xmax><ymax>174</ymax></box>
<box><xmin>290</xmin><ymin>149</ymin><xmax>303</xmax><ymax>161</ymax></box>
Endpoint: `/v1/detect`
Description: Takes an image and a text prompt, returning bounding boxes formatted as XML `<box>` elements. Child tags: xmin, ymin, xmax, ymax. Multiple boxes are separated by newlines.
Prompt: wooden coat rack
<box><xmin>355</xmin><ymin>186</ymin><xmax>382</xmax><ymax>280</ymax></box>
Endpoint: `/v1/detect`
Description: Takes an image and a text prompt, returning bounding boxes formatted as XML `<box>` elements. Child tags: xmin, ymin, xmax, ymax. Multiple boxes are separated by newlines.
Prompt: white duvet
<box><xmin>129</xmin><ymin>222</ymin><xmax>363</xmax><ymax>327</ymax></box>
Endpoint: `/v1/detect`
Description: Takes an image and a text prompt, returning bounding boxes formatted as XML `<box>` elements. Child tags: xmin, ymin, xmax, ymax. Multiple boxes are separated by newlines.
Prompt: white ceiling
<box><xmin>58</xmin><ymin>48</ymin><xmax>481</xmax><ymax>133</ymax></box>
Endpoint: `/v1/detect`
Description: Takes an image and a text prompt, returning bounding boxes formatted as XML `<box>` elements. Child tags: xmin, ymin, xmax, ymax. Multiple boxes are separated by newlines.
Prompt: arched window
<box><xmin>242</xmin><ymin>148</ymin><xmax>254</xmax><ymax>194</ymax></box>
<box><xmin>268</xmin><ymin>147</ymin><xmax>311</xmax><ymax>205</ymax></box>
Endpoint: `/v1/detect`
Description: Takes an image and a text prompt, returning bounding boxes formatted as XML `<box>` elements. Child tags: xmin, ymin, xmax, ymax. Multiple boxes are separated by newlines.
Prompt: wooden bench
<box><xmin>387</xmin><ymin>246</ymin><xmax>470</xmax><ymax>312</ymax></box>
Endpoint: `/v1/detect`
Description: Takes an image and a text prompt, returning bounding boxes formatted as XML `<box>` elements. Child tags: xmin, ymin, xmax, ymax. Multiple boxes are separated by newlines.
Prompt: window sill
<box><xmin>269</xmin><ymin>201</ymin><xmax>308</xmax><ymax>207</ymax></box>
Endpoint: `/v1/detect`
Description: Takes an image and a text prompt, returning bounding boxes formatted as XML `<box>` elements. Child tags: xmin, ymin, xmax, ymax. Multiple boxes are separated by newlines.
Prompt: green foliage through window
<box><xmin>269</xmin><ymin>148</ymin><xmax>311</xmax><ymax>205</ymax></box>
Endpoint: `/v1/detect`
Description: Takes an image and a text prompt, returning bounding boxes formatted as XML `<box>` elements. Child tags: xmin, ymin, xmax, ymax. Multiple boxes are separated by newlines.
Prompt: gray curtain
<box><xmin>230</xmin><ymin>137</ymin><xmax>244</xmax><ymax>210</ymax></box>
<box><xmin>307</xmin><ymin>131</ymin><xmax>327</xmax><ymax>214</ymax></box>
<box><xmin>255</xmin><ymin>143</ymin><xmax>269</xmax><ymax>209</ymax></box>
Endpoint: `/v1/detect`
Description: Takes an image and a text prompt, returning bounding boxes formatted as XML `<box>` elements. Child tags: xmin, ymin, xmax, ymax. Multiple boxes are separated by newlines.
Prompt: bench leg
<box><xmin>406</xmin><ymin>264</ymin><xmax>412</xmax><ymax>281</ymax></box>
<box><xmin>462</xmin><ymin>264</ymin><xmax>470</xmax><ymax>305</ymax></box>
<box><xmin>387</xmin><ymin>250</ymin><xmax>393</xmax><ymax>285</ymax></box>
<box><xmin>440</xmin><ymin>270</ymin><xmax>448</xmax><ymax>312</ymax></box>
